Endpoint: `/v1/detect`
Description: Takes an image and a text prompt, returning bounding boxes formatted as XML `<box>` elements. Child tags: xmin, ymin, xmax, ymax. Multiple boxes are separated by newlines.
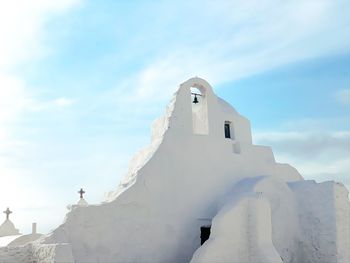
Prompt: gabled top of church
<box><xmin>107</xmin><ymin>77</ymin><xmax>257</xmax><ymax>201</ymax></box>
<box><xmin>163</xmin><ymin>77</ymin><xmax>252</xmax><ymax>144</ymax></box>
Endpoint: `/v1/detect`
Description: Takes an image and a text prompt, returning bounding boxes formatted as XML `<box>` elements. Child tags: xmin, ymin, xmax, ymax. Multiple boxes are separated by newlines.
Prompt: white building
<box><xmin>0</xmin><ymin>77</ymin><xmax>349</xmax><ymax>263</ymax></box>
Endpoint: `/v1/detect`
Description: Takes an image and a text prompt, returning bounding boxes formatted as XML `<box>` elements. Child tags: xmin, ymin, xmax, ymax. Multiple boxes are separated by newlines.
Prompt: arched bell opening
<box><xmin>190</xmin><ymin>86</ymin><xmax>209</xmax><ymax>135</ymax></box>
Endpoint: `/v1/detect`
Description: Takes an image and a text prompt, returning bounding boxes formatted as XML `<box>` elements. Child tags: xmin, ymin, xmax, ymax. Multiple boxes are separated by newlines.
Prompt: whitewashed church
<box><xmin>0</xmin><ymin>77</ymin><xmax>349</xmax><ymax>263</ymax></box>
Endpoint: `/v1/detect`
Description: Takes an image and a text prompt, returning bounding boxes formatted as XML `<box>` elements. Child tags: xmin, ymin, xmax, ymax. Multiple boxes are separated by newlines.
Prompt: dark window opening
<box><xmin>200</xmin><ymin>225</ymin><xmax>211</xmax><ymax>245</ymax></box>
<box><xmin>224</xmin><ymin>123</ymin><xmax>231</xmax><ymax>138</ymax></box>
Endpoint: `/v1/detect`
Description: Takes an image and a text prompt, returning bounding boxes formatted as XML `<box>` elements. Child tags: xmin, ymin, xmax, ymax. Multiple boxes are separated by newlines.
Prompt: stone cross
<box><xmin>78</xmin><ymin>188</ymin><xmax>85</xmax><ymax>199</ymax></box>
<box><xmin>3</xmin><ymin>207</ymin><xmax>12</xmax><ymax>220</ymax></box>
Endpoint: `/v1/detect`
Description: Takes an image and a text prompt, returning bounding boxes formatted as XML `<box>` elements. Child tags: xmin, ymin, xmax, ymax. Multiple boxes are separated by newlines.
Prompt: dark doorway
<box><xmin>200</xmin><ymin>225</ymin><xmax>211</xmax><ymax>245</ymax></box>
<box><xmin>224</xmin><ymin>123</ymin><xmax>231</xmax><ymax>138</ymax></box>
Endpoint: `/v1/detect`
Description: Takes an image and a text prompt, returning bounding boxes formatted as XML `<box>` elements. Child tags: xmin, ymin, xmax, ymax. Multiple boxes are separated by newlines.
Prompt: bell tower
<box><xmin>190</xmin><ymin>85</ymin><xmax>209</xmax><ymax>135</ymax></box>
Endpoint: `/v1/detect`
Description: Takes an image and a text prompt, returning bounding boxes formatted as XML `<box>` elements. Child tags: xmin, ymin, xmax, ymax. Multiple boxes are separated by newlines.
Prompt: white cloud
<box><xmin>53</xmin><ymin>97</ymin><xmax>75</xmax><ymax>107</ymax></box>
<box><xmin>0</xmin><ymin>0</ymin><xmax>81</xmax><ymax>124</ymax></box>
<box><xmin>0</xmin><ymin>74</ymin><xmax>29</xmax><ymax>124</ymax></box>
<box><xmin>335</xmin><ymin>89</ymin><xmax>350</xmax><ymax>105</ymax></box>
<box><xmin>28</xmin><ymin>97</ymin><xmax>76</xmax><ymax>111</ymax></box>
<box><xmin>86</xmin><ymin>0</ymin><xmax>350</xmax><ymax>123</ymax></box>
<box><xmin>0</xmin><ymin>0</ymin><xmax>81</xmax><ymax>70</ymax></box>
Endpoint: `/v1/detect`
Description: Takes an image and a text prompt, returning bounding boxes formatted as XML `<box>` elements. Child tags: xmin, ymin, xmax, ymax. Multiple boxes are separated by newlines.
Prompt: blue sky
<box><xmin>0</xmin><ymin>0</ymin><xmax>349</xmax><ymax>234</ymax></box>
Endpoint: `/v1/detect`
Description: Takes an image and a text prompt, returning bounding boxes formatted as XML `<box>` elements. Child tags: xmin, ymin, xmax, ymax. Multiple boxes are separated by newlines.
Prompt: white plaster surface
<box><xmin>77</xmin><ymin>198</ymin><xmax>88</xmax><ymax>207</ymax></box>
<box><xmin>0</xmin><ymin>243</ymin><xmax>74</xmax><ymax>263</ymax></box>
<box><xmin>191</xmin><ymin>196</ymin><xmax>283</xmax><ymax>263</ymax></box>
<box><xmin>0</xmin><ymin>235</ymin><xmax>22</xmax><ymax>248</ymax></box>
<box><xmin>7</xmin><ymin>233</ymin><xmax>44</xmax><ymax>247</ymax></box>
<box><xmin>0</xmin><ymin>77</ymin><xmax>349</xmax><ymax>263</ymax></box>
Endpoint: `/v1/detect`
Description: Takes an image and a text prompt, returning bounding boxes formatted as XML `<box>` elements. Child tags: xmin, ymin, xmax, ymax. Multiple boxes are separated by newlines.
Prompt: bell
<box><xmin>193</xmin><ymin>94</ymin><xmax>199</xmax><ymax>104</ymax></box>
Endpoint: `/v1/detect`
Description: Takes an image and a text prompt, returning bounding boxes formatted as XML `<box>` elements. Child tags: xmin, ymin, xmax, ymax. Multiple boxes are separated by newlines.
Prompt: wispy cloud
<box><xmin>104</xmin><ymin>0</ymin><xmax>350</xmax><ymax>106</ymax></box>
<box><xmin>0</xmin><ymin>0</ymin><xmax>81</xmax><ymax>126</ymax></box>
<box><xmin>254</xmin><ymin>131</ymin><xmax>350</xmax><ymax>160</ymax></box>
<box><xmin>28</xmin><ymin>97</ymin><xmax>76</xmax><ymax>112</ymax></box>
<box><xmin>0</xmin><ymin>75</ymin><xmax>29</xmax><ymax>124</ymax></box>
<box><xmin>53</xmin><ymin>97</ymin><xmax>75</xmax><ymax>107</ymax></box>
<box><xmin>0</xmin><ymin>0</ymin><xmax>81</xmax><ymax>233</ymax></box>
<box><xmin>0</xmin><ymin>0</ymin><xmax>81</xmax><ymax>70</ymax></box>
<box><xmin>335</xmin><ymin>89</ymin><xmax>350</xmax><ymax>105</ymax></box>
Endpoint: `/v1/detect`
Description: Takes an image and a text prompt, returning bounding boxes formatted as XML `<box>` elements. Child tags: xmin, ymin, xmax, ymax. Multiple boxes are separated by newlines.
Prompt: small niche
<box><xmin>233</xmin><ymin>142</ymin><xmax>241</xmax><ymax>154</ymax></box>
